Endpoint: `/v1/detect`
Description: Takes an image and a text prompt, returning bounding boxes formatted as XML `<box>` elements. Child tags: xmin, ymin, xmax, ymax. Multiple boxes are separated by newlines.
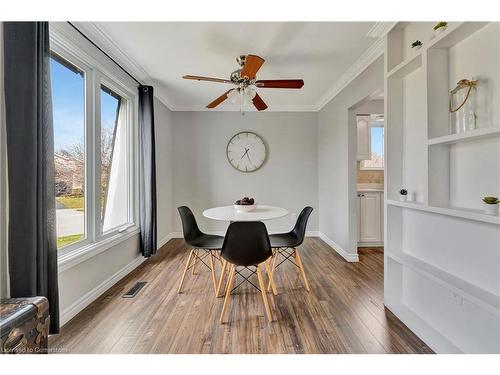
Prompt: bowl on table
<box><xmin>233</xmin><ymin>204</ymin><xmax>257</xmax><ymax>212</ymax></box>
<box><xmin>233</xmin><ymin>197</ymin><xmax>257</xmax><ymax>212</ymax></box>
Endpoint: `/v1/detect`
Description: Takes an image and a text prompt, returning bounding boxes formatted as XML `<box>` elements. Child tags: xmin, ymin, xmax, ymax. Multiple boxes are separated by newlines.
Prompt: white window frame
<box><xmin>360</xmin><ymin>121</ymin><xmax>384</xmax><ymax>171</ymax></box>
<box><xmin>50</xmin><ymin>23</ymin><xmax>139</xmax><ymax>269</ymax></box>
<box><xmin>97</xmin><ymin>74</ymin><xmax>137</xmax><ymax>237</ymax></box>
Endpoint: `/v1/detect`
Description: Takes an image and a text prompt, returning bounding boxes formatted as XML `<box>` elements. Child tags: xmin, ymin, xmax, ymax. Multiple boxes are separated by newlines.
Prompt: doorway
<box><xmin>348</xmin><ymin>91</ymin><xmax>385</xmax><ymax>256</ymax></box>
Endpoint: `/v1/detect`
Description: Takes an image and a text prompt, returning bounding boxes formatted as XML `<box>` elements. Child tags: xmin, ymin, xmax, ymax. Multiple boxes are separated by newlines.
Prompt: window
<box><xmin>50</xmin><ymin>29</ymin><xmax>138</xmax><ymax>256</ymax></box>
<box><xmin>100</xmin><ymin>85</ymin><xmax>130</xmax><ymax>232</ymax></box>
<box><xmin>361</xmin><ymin>123</ymin><xmax>384</xmax><ymax>170</ymax></box>
<box><xmin>51</xmin><ymin>54</ymin><xmax>86</xmax><ymax>249</ymax></box>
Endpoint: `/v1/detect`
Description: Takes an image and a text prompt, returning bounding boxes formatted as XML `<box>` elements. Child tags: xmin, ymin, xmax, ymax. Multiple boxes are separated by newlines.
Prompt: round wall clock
<box><xmin>226</xmin><ymin>131</ymin><xmax>267</xmax><ymax>172</ymax></box>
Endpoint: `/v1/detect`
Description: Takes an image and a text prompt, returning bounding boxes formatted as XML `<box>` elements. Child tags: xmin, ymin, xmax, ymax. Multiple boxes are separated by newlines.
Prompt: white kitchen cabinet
<box><xmin>357</xmin><ymin>116</ymin><xmax>371</xmax><ymax>161</ymax></box>
<box><xmin>358</xmin><ymin>191</ymin><xmax>383</xmax><ymax>245</ymax></box>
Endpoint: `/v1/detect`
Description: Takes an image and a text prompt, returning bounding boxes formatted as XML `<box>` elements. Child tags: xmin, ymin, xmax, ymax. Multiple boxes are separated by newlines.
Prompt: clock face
<box><xmin>226</xmin><ymin>131</ymin><xmax>267</xmax><ymax>173</ymax></box>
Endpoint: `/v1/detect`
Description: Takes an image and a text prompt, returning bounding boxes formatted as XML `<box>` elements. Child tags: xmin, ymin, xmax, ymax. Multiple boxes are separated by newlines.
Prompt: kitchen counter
<box><xmin>357</xmin><ymin>183</ymin><xmax>384</xmax><ymax>192</ymax></box>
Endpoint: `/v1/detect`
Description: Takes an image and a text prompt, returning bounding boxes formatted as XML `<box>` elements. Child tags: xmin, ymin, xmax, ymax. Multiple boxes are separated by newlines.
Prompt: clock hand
<box><xmin>246</xmin><ymin>151</ymin><xmax>252</xmax><ymax>163</ymax></box>
<box><xmin>240</xmin><ymin>148</ymin><xmax>249</xmax><ymax>159</ymax></box>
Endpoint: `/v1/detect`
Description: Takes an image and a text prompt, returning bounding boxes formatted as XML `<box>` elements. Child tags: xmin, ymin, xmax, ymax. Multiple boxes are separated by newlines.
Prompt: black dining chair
<box><xmin>218</xmin><ymin>221</ymin><xmax>275</xmax><ymax>323</ymax></box>
<box><xmin>177</xmin><ymin>206</ymin><xmax>224</xmax><ymax>296</ymax></box>
<box><xmin>267</xmin><ymin>206</ymin><xmax>313</xmax><ymax>293</ymax></box>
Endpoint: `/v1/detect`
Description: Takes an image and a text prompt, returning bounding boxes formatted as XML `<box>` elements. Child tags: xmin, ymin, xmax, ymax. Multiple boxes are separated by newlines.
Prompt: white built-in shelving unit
<box><xmin>384</xmin><ymin>22</ymin><xmax>500</xmax><ymax>353</ymax></box>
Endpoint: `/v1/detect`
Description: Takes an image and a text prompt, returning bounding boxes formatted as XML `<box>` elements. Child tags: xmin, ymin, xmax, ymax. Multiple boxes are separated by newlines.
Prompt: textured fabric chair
<box><xmin>267</xmin><ymin>206</ymin><xmax>313</xmax><ymax>292</ymax></box>
<box><xmin>218</xmin><ymin>221</ymin><xmax>276</xmax><ymax>323</ymax></box>
<box><xmin>177</xmin><ymin>206</ymin><xmax>223</xmax><ymax>295</ymax></box>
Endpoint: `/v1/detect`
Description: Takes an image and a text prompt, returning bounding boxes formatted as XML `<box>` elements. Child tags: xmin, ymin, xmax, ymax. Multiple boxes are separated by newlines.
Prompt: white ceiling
<box><xmin>89</xmin><ymin>22</ymin><xmax>382</xmax><ymax>111</ymax></box>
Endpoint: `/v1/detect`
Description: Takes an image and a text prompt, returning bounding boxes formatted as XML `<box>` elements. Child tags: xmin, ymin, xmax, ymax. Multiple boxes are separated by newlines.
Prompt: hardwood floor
<box><xmin>50</xmin><ymin>238</ymin><xmax>433</xmax><ymax>354</ymax></box>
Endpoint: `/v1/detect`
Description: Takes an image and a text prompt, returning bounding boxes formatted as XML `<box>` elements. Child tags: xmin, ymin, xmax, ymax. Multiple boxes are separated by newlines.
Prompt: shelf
<box><xmin>386</xmin><ymin>200</ymin><xmax>500</xmax><ymax>225</ymax></box>
<box><xmin>387</xmin><ymin>251</ymin><xmax>500</xmax><ymax>317</ymax></box>
<box><xmin>428</xmin><ymin>126</ymin><xmax>500</xmax><ymax>145</ymax></box>
<box><xmin>387</xmin><ymin>52</ymin><xmax>422</xmax><ymax>78</ymax></box>
<box><xmin>384</xmin><ymin>301</ymin><xmax>462</xmax><ymax>353</ymax></box>
<box><xmin>427</xmin><ymin>22</ymin><xmax>489</xmax><ymax>50</ymax></box>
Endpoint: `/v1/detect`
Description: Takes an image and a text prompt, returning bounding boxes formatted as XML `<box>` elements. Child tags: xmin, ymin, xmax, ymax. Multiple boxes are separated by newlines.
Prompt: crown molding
<box><xmin>366</xmin><ymin>22</ymin><xmax>398</xmax><ymax>38</ymax></box>
<box><xmin>313</xmin><ymin>38</ymin><xmax>384</xmax><ymax>111</ymax></box>
<box><xmin>73</xmin><ymin>22</ymin><xmax>386</xmax><ymax>113</ymax></box>
<box><xmin>71</xmin><ymin>22</ymin><xmax>177</xmax><ymax>111</ymax></box>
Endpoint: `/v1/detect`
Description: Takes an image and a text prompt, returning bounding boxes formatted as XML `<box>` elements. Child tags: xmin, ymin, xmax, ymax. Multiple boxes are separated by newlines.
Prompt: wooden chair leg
<box><xmin>294</xmin><ymin>248</ymin><xmax>310</xmax><ymax>292</ymax></box>
<box><xmin>191</xmin><ymin>249</ymin><xmax>198</xmax><ymax>275</ymax></box>
<box><xmin>223</xmin><ymin>263</ymin><xmax>232</xmax><ymax>295</ymax></box>
<box><xmin>265</xmin><ymin>259</ymin><xmax>278</xmax><ymax>296</ymax></box>
<box><xmin>209</xmin><ymin>251</ymin><xmax>218</xmax><ymax>296</ymax></box>
<box><xmin>219</xmin><ymin>265</ymin><xmax>236</xmax><ymax>324</ymax></box>
<box><xmin>216</xmin><ymin>260</ymin><xmax>228</xmax><ymax>298</ymax></box>
<box><xmin>267</xmin><ymin>250</ymin><xmax>278</xmax><ymax>292</ymax></box>
<box><xmin>256</xmin><ymin>265</ymin><xmax>273</xmax><ymax>322</ymax></box>
<box><xmin>177</xmin><ymin>249</ymin><xmax>194</xmax><ymax>293</ymax></box>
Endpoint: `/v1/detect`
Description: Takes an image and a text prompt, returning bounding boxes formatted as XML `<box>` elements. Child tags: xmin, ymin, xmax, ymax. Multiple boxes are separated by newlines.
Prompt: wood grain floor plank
<box><xmin>50</xmin><ymin>239</ymin><xmax>433</xmax><ymax>354</ymax></box>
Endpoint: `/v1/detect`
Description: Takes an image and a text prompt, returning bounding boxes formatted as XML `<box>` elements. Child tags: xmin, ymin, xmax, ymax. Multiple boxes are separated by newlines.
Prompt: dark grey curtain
<box><xmin>3</xmin><ymin>22</ymin><xmax>59</xmax><ymax>333</ymax></box>
<box><xmin>138</xmin><ymin>85</ymin><xmax>157</xmax><ymax>257</ymax></box>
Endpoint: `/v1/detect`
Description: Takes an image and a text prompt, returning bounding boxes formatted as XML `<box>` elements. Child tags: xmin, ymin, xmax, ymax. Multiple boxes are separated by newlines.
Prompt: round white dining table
<box><xmin>203</xmin><ymin>205</ymin><xmax>288</xmax><ymax>222</ymax></box>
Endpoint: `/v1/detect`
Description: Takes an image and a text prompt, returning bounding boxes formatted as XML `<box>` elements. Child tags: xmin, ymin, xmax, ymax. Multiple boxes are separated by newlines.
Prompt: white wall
<box><xmin>58</xmin><ymin>97</ymin><xmax>174</xmax><ymax>324</ymax></box>
<box><xmin>172</xmin><ymin>111</ymin><xmax>319</xmax><ymax>235</ymax></box>
<box><xmin>356</xmin><ymin>99</ymin><xmax>383</xmax><ymax>116</ymax></box>
<box><xmin>318</xmin><ymin>56</ymin><xmax>384</xmax><ymax>259</ymax></box>
<box><xmin>155</xmin><ymin>97</ymin><xmax>174</xmax><ymax>244</ymax></box>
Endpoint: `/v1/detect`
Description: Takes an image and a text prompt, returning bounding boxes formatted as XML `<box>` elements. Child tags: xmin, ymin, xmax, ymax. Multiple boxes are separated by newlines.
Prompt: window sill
<box><xmin>58</xmin><ymin>226</ymin><xmax>140</xmax><ymax>273</ymax></box>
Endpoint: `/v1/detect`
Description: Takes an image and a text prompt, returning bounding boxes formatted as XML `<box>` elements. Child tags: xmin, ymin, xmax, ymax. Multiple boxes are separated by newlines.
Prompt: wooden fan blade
<box><xmin>255</xmin><ymin>79</ymin><xmax>304</xmax><ymax>89</ymax></box>
<box><xmin>206</xmin><ymin>89</ymin><xmax>233</xmax><ymax>108</ymax></box>
<box><xmin>240</xmin><ymin>55</ymin><xmax>265</xmax><ymax>79</ymax></box>
<box><xmin>252</xmin><ymin>93</ymin><xmax>268</xmax><ymax>111</ymax></box>
<box><xmin>183</xmin><ymin>75</ymin><xmax>232</xmax><ymax>84</ymax></box>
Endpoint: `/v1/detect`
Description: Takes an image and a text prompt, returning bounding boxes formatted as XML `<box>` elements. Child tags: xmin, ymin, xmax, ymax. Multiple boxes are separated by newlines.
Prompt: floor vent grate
<box><xmin>123</xmin><ymin>281</ymin><xmax>147</xmax><ymax>298</ymax></box>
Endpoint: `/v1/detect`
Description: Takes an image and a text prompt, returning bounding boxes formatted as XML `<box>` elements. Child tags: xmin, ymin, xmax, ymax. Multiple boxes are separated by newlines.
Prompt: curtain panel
<box><xmin>138</xmin><ymin>85</ymin><xmax>157</xmax><ymax>257</ymax></box>
<box><xmin>3</xmin><ymin>22</ymin><xmax>59</xmax><ymax>333</ymax></box>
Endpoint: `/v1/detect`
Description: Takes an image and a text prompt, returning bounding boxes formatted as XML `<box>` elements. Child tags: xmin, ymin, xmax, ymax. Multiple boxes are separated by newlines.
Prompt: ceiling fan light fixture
<box><xmin>227</xmin><ymin>89</ymin><xmax>239</xmax><ymax>103</ymax></box>
<box><xmin>245</xmin><ymin>87</ymin><xmax>257</xmax><ymax>100</ymax></box>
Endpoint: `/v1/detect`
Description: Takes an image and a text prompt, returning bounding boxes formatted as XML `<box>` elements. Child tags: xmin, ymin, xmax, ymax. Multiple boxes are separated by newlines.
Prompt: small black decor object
<box><xmin>411</xmin><ymin>40</ymin><xmax>422</xmax><ymax>49</ymax></box>
<box><xmin>399</xmin><ymin>189</ymin><xmax>408</xmax><ymax>202</ymax></box>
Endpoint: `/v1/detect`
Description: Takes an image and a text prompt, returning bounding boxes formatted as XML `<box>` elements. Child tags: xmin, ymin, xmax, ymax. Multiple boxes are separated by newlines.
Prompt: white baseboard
<box><xmin>157</xmin><ymin>232</ymin><xmax>175</xmax><ymax>249</ymax></box>
<box><xmin>60</xmin><ymin>232</ymin><xmax>174</xmax><ymax>327</ymax></box>
<box><xmin>60</xmin><ymin>255</ymin><xmax>146</xmax><ymax>326</ymax></box>
<box><xmin>318</xmin><ymin>232</ymin><xmax>359</xmax><ymax>262</ymax></box>
<box><xmin>358</xmin><ymin>241</ymin><xmax>384</xmax><ymax>247</ymax></box>
<box><xmin>385</xmin><ymin>302</ymin><xmax>462</xmax><ymax>353</ymax></box>
<box><xmin>170</xmin><ymin>230</ymin><xmax>320</xmax><ymax>238</ymax></box>
<box><xmin>170</xmin><ymin>231</ymin><xmax>184</xmax><ymax>238</ymax></box>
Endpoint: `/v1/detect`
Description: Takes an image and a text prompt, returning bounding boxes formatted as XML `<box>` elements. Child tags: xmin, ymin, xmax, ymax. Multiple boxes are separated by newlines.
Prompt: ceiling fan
<box><xmin>182</xmin><ymin>54</ymin><xmax>304</xmax><ymax>111</ymax></box>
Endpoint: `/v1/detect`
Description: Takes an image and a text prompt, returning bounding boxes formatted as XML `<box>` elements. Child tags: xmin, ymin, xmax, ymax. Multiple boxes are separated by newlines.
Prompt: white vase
<box><xmin>399</xmin><ymin>195</ymin><xmax>407</xmax><ymax>202</ymax></box>
<box><xmin>482</xmin><ymin>203</ymin><xmax>499</xmax><ymax>216</ymax></box>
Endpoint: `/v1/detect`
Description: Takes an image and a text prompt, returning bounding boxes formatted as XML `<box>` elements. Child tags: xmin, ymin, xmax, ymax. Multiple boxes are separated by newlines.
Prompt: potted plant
<box><xmin>433</xmin><ymin>22</ymin><xmax>448</xmax><ymax>34</ymax></box>
<box><xmin>399</xmin><ymin>189</ymin><xmax>408</xmax><ymax>202</ymax></box>
<box><xmin>482</xmin><ymin>196</ymin><xmax>499</xmax><ymax>215</ymax></box>
<box><xmin>411</xmin><ymin>40</ymin><xmax>422</xmax><ymax>50</ymax></box>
